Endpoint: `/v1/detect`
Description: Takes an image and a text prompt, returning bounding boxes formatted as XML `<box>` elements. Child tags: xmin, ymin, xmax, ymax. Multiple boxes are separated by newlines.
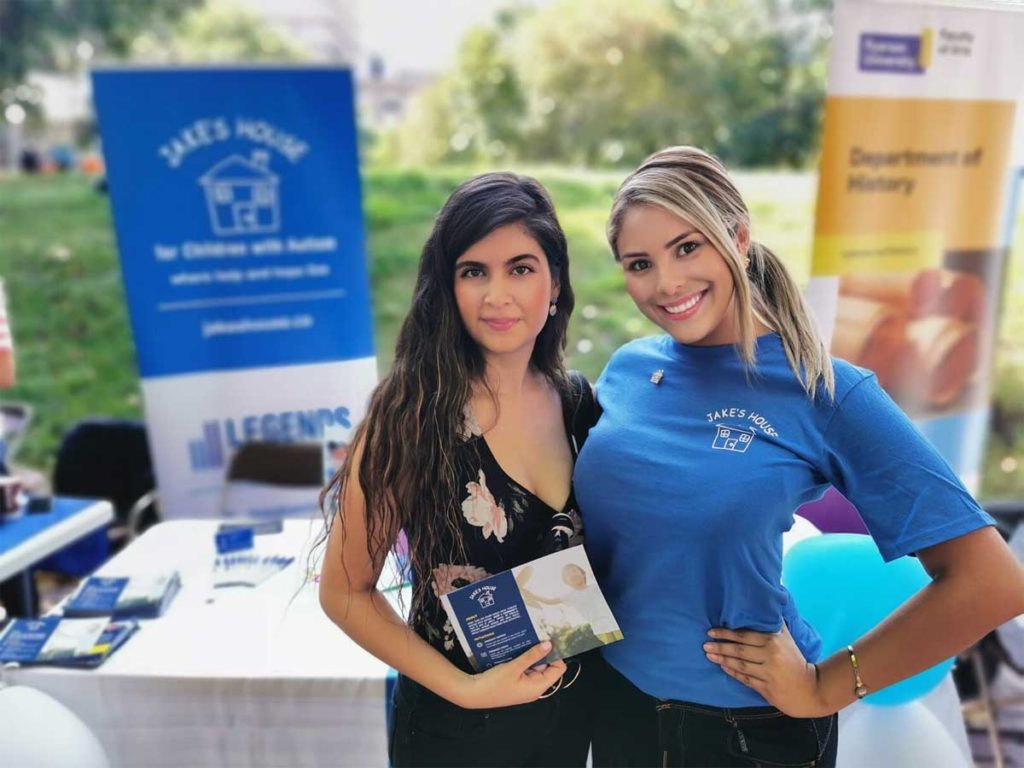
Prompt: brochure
<box><xmin>0</xmin><ymin>616</ymin><xmax>139</xmax><ymax>668</ymax></box>
<box><xmin>440</xmin><ymin>546</ymin><xmax>623</xmax><ymax>672</ymax></box>
<box><xmin>63</xmin><ymin>572</ymin><xmax>181</xmax><ymax>619</ymax></box>
<box><xmin>211</xmin><ymin>554</ymin><xmax>294</xmax><ymax>589</ymax></box>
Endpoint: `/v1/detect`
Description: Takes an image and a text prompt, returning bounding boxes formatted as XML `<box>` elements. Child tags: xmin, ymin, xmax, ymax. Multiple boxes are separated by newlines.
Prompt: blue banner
<box><xmin>93</xmin><ymin>67</ymin><xmax>373</xmax><ymax>378</ymax></box>
<box><xmin>92</xmin><ymin>68</ymin><xmax>377</xmax><ymax>519</ymax></box>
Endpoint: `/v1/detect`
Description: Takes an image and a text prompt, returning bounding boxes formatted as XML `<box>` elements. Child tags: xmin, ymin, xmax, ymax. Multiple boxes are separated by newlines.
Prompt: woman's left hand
<box><xmin>704</xmin><ymin>623</ymin><xmax>827</xmax><ymax>718</ymax></box>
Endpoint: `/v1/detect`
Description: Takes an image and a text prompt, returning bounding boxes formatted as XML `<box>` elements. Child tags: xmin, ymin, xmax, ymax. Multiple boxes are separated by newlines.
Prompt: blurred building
<box><xmin>359</xmin><ymin>55</ymin><xmax>434</xmax><ymax>130</ymax></box>
<box><xmin>233</xmin><ymin>0</ymin><xmax>357</xmax><ymax>64</ymax></box>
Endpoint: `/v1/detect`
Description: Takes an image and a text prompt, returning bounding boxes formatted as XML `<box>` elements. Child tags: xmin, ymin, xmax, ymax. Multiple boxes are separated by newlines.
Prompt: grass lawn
<box><xmin>1</xmin><ymin>168</ymin><xmax>1022</xmax><ymax>497</ymax></box>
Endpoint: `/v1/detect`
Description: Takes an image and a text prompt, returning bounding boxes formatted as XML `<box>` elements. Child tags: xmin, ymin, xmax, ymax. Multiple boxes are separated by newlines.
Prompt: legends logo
<box><xmin>188</xmin><ymin>406</ymin><xmax>351</xmax><ymax>471</ymax></box>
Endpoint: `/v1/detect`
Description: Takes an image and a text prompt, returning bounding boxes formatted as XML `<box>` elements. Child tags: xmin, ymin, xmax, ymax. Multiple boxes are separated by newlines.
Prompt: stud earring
<box><xmin>549</xmin><ymin>302</ymin><xmax>557</xmax><ymax>317</ymax></box>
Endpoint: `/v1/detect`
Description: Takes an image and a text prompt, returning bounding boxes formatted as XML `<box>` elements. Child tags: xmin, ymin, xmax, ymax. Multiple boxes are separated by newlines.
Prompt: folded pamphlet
<box><xmin>0</xmin><ymin>616</ymin><xmax>139</xmax><ymax>668</ymax></box>
<box><xmin>63</xmin><ymin>572</ymin><xmax>181</xmax><ymax>619</ymax></box>
<box><xmin>440</xmin><ymin>546</ymin><xmax>623</xmax><ymax>672</ymax></box>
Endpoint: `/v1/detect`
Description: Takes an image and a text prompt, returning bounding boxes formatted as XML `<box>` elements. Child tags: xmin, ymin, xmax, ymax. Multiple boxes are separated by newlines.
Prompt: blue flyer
<box><xmin>0</xmin><ymin>616</ymin><xmax>139</xmax><ymax>666</ymax></box>
<box><xmin>64</xmin><ymin>572</ymin><xmax>181</xmax><ymax>618</ymax></box>
<box><xmin>441</xmin><ymin>546</ymin><xmax>623</xmax><ymax>671</ymax></box>
<box><xmin>215</xmin><ymin>526</ymin><xmax>255</xmax><ymax>554</ymax></box>
<box><xmin>66</xmin><ymin>576</ymin><xmax>129</xmax><ymax>613</ymax></box>
<box><xmin>443</xmin><ymin>570</ymin><xmax>539</xmax><ymax>671</ymax></box>
<box><xmin>0</xmin><ymin>616</ymin><xmax>63</xmax><ymax>662</ymax></box>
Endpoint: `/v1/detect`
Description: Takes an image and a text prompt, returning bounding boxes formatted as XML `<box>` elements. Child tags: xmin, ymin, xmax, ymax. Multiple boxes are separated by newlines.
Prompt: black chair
<box><xmin>46</xmin><ymin>419</ymin><xmax>160</xmax><ymax>573</ymax></box>
<box><xmin>225</xmin><ymin>441</ymin><xmax>324</xmax><ymax>487</ymax></box>
<box><xmin>219</xmin><ymin>440</ymin><xmax>324</xmax><ymax>520</ymax></box>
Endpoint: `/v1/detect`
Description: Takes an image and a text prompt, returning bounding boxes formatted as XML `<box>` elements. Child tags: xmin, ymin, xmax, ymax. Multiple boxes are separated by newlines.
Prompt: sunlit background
<box><xmin>0</xmin><ymin>0</ymin><xmax>1020</xmax><ymax>497</ymax></box>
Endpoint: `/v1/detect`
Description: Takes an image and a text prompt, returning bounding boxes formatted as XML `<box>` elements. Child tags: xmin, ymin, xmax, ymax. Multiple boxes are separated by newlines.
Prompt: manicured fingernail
<box><xmin>708</xmin><ymin>630</ymin><xmax>718</xmax><ymax>637</ymax></box>
<box><xmin>707</xmin><ymin>653</ymin><xmax>720</xmax><ymax>662</ymax></box>
<box><xmin>703</xmin><ymin>643</ymin><xmax>713</xmax><ymax>651</ymax></box>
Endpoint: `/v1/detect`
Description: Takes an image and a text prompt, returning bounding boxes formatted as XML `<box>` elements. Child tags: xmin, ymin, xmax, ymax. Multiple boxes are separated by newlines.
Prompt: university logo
<box><xmin>712</xmin><ymin>424</ymin><xmax>755</xmax><ymax>453</ymax></box>
<box><xmin>859</xmin><ymin>29</ymin><xmax>932</xmax><ymax>75</ymax></box>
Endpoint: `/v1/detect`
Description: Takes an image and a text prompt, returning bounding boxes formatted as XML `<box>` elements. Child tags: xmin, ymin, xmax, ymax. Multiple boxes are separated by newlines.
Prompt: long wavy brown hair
<box><xmin>319</xmin><ymin>172</ymin><xmax>574</xmax><ymax>618</ymax></box>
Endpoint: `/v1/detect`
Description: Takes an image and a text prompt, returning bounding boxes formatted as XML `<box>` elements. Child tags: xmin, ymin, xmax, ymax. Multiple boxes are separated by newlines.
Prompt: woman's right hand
<box><xmin>453</xmin><ymin>642</ymin><xmax>567</xmax><ymax>709</ymax></box>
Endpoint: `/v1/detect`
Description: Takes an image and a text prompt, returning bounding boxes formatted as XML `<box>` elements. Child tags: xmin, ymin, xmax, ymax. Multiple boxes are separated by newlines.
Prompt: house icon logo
<box><xmin>199</xmin><ymin>151</ymin><xmax>281</xmax><ymax>235</ymax></box>
<box><xmin>712</xmin><ymin>424</ymin><xmax>755</xmax><ymax>453</ymax></box>
<box><xmin>476</xmin><ymin>592</ymin><xmax>495</xmax><ymax>608</ymax></box>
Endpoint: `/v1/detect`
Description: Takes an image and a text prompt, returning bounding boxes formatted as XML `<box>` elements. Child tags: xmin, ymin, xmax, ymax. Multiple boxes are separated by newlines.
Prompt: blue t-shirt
<box><xmin>574</xmin><ymin>333</ymin><xmax>994</xmax><ymax>707</ymax></box>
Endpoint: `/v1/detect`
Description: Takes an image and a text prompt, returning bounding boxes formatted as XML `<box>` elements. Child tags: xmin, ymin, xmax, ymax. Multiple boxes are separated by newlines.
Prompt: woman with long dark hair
<box><xmin>575</xmin><ymin>146</ymin><xmax>1024</xmax><ymax>767</ymax></box>
<box><xmin>319</xmin><ymin>173</ymin><xmax>595</xmax><ymax>767</ymax></box>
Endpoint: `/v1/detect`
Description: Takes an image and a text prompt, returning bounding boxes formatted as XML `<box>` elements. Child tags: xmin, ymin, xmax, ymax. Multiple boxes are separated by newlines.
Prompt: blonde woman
<box><xmin>573</xmin><ymin>146</ymin><xmax>1024</xmax><ymax>767</ymax></box>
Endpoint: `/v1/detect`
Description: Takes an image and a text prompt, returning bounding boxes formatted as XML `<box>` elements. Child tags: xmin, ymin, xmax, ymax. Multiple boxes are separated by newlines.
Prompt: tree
<box><xmin>453</xmin><ymin>24</ymin><xmax>525</xmax><ymax>161</ymax></box>
<box><xmin>0</xmin><ymin>0</ymin><xmax>199</xmax><ymax>89</ymax></box>
<box><xmin>129</xmin><ymin>3</ymin><xmax>307</xmax><ymax>63</ymax></box>
<box><xmin>666</xmin><ymin>0</ymin><xmax>829</xmax><ymax>166</ymax></box>
<box><xmin>383</xmin><ymin>0</ymin><xmax>832</xmax><ymax>168</ymax></box>
<box><xmin>513</xmin><ymin>0</ymin><xmax>678</xmax><ymax>165</ymax></box>
<box><xmin>385</xmin><ymin>74</ymin><xmax>462</xmax><ymax>165</ymax></box>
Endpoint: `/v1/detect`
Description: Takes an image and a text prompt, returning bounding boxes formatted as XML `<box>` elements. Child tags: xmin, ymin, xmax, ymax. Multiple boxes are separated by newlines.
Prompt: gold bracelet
<box><xmin>846</xmin><ymin>645</ymin><xmax>869</xmax><ymax>699</ymax></box>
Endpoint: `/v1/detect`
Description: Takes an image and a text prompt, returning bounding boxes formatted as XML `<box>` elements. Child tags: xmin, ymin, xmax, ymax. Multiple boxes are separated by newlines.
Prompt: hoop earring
<box><xmin>548</xmin><ymin>302</ymin><xmax>558</xmax><ymax>317</ymax></box>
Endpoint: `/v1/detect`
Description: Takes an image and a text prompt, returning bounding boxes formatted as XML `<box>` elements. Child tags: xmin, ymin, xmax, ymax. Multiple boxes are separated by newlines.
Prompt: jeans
<box><xmin>591</xmin><ymin>653</ymin><xmax>838</xmax><ymax>768</ymax></box>
<box><xmin>389</xmin><ymin>655</ymin><xmax>594</xmax><ymax>767</ymax></box>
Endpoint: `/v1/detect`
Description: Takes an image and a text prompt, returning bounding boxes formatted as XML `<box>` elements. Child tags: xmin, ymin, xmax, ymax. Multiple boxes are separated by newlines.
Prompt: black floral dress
<box><xmin>390</xmin><ymin>373</ymin><xmax>598</xmax><ymax>768</ymax></box>
<box><xmin>409</xmin><ymin>384</ymin><xmax>587</xmax><ymax>674</ymax></box>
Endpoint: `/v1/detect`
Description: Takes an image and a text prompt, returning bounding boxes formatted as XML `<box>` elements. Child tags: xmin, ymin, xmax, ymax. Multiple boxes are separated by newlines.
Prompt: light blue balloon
<box><xmin>782</xmin><ymin>533</ymin><xmax>954</xmax><ymax>706</ymax></box>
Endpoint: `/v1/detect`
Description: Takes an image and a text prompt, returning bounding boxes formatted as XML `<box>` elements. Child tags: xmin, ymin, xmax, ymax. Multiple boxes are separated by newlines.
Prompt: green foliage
<box><xmin>386</xmin><ymin>0</ymin><xmax>831</xmax><ymax>168</ymax></box>
<box><xmin>0</xmin><ymin>170</ymin><xmax>1021</xmax><ymax>500</ymax></box>
<box><xmin>0</xmin><ymin>0</ymin><xmax>200</xmax><ymax>88</ymax></box>
<box><xmin>129</xmin><ymin>3</ymin><xmax>308</xmax><ymax>63</ymax></box>
<box><xmin>542</xmin><ymin>620</ymin><xmax>601</xmax><ymax>659</ymax></box>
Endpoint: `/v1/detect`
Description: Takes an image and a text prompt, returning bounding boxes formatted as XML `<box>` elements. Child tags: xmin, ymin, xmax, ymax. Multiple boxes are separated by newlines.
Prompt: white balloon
<box><xmin>837</xmin><ymin>700</ymin><xmax>969</xmax><ymax>768</ymax></box>
<box><xmin>783</xmin><ymin>515</ymin><xmax>821</xmax><ymax>555</ymax></box>
<box><xmin>0</xmin><ymin>684</ymin><xmax>110</xmax><ymax>768</ymax></box>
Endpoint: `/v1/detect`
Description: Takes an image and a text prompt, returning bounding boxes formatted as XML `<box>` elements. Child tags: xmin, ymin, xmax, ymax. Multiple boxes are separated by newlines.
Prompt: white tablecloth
<box><xmin>9</xmin><ymin>519</ymin><xmax>398</xmax><ymax>768</ymax></box>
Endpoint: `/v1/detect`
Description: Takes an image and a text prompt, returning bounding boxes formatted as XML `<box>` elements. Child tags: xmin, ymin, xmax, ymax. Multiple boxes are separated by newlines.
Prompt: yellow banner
<box><xmin>813</xmin><ymin>96</ymin><xmax>1015</xmax><ymax>278</ymax></box>
<box><xmin>812</xmin><ymin>231</ymin><xmax>943</xmax><ymax>276</ymax></box>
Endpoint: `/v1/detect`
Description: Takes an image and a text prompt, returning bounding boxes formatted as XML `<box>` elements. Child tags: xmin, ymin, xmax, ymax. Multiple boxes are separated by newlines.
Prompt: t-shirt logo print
<box><xmin>712</xmin><ymin>425</ymin><xmax>756</xmax><ymax>453</ymax></box>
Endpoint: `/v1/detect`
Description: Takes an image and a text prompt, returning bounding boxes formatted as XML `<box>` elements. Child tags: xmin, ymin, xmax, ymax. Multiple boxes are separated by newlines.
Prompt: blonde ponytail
<box><xmin>747</xmin><ymin>241</ymin><xmax>834</xmax><ymax>399</ymax></box>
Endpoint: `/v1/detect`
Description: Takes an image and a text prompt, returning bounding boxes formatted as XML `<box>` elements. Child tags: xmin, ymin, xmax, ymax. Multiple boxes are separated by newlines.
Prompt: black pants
<box><xmin>591</xmin><ymin>653</ymin><xmax>838</xmax><ymax>768</ymax></box>
<box><xmin>389</xmin><ymin>657</ymin><xmax>592</xmax><ymax>767</ymax></box>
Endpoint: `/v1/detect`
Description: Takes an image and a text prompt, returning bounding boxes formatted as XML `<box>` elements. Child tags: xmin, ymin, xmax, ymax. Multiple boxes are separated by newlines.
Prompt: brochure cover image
<box><xmin>440</xmin><ymin>546</ymin><xmax>623</xmax><ymax>671</ymax></box>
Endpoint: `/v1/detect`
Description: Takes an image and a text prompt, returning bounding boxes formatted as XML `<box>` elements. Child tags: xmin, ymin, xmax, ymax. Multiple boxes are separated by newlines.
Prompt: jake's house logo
<box><xmin>859</xmin><ymin>29</ymin><xmax>932</xmax><ymax>75</ymax></box>
<box><xmin>188</xmin><ymin>406</ymin><xmax>351</xmax><ymax>471</ymax></box>
<box><xmin>469</xmin><ymin>585</ymin><xmax>498</xmax><ymax>609</ymax></box>
<box><xmin>712</xmin><ymin>425</ymin><xmax>755</xmax><ymax>453</ymax></box>
<box><xmin>199</xmin><ymin>150</ymin><xmax>281</xmax><ymax>236</ymax></box>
